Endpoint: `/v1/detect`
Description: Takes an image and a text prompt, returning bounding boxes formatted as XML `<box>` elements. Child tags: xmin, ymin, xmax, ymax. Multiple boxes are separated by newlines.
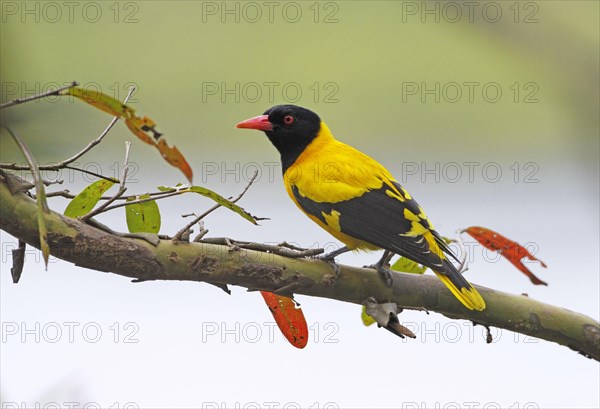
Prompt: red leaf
<box><xmin>465</xmin><ymin>226</ymin><xmax>547</xmax><ymax>286</ymax></box>
<box><xmin>260</xmin><ymin>291</ymin><xmax>308</xmax><ymax>349</ymax></box>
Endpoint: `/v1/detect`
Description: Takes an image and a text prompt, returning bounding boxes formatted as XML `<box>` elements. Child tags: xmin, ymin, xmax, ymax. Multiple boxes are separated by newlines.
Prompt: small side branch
<box><xmin>0</xmin><ymin>81</ymin><xmax>78</xmax><ymax>110</ymax></box>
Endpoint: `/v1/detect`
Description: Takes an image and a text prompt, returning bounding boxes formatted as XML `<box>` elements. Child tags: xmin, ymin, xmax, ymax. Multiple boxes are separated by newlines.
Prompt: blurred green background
<box><xmin>1</xmin><ymin>1</ymin><xmax>599</xmax><ymax>408</ymax></box>
<box><xmin>2</xmin><ymin>1</ymin><xmax>598</xmax><ymax>163</ymax></box>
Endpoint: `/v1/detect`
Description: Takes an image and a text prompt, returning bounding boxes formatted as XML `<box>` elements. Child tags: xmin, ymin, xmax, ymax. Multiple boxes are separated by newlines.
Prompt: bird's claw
<box><xmin>316</xmin><ymin>252</ymin><xmax>337</xmax><ymax>262</ymax></box>
<box><xmin>314</xmin><ymin>246</ymin><xmax>350</xmax><ymax>262</ymax></box>
<box><xmin>321</xmin><ymin>257</ymin><xmax>341</xmax><ymax>281</ymax></box>
<box><xmin>314</xmin><ymin>254</ymin><xmax>341</xmax><ymax>282</ymax></box>
<box><xmin>364</xmin><ymin>250</ymin><xmax>395</xmax><ymax>287</ymax></box>
<box><xmin>378</xmin><ymin>267</ymin><xmax>394</xmax><ymax>287</ymax></box>
<box><xmin>312</xmin><ymin>246</ymin><xmax>349</xmax><ymax>282</ymax></box>
<box><xmin>364</xmin><ymin>263</ymin><xmax>394</xmax><ymax>287</ymax></box>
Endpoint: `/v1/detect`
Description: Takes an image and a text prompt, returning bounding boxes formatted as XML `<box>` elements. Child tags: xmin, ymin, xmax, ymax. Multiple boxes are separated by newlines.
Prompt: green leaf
<box><xmin>64</xmin><ymin>180</ymin><xmax>116</xmax><ymax>218</ymax></box>
<box><xmin>187</xmin><ymin>185</ymin><xmax>257</xmax><ymax>224</ymax></box>
<box><xmin>391</xmin><ymin>256</ymin><xmax>428</xmax><ymax>275</ymax></box>
<box><xmin>157</xmin><ymin>184</ymin><xmax>258</xmax><ymax>225</ymax></box>
<box><xmin>125</xmin><ymin>195</ymin><xmax>161</xmax><ymax>233</ymax></box>
<box><xmin>361</xmin><ymin>306</ymin><xmax>376</xmax><ymax>326</ymax></box>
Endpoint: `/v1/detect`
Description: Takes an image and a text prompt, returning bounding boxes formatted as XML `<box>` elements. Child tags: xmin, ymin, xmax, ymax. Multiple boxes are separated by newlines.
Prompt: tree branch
<box><xmin>0</xmin><ymin>81</ymin><xmax>78</xmax><ymax>109</ymax></box>
<box><xmin>1</xmin><ymin>176</ymin><xmax>598</xmax><ymax>361</ymax></box>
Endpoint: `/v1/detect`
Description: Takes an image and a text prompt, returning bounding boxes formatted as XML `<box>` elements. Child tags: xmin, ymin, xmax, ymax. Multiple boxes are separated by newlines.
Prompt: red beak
<box><xmin>235</xmin><ymin>115</ymin><xmax>273</xmax><ymax>131</ymax></box>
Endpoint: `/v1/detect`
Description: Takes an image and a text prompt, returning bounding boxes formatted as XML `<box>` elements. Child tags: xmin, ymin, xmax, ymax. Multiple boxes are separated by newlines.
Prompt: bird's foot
<box><xmin>317</xmin><ymin>256</ymin><xmax>341</xmax><ymax>282</ymax></box>
<box><xmin>364</xmin><ymin>251</ymin><xmax>394</xmax><ymax>287</ymax></box>
<box><xmin>314</xmin><ymin>246</ymin><xmax>349</xmax><ymax>282</ymax></box>
<box><xmin>377</xmin><ymin>266</ymin><xmax>394</xmax><ymax>287</ymax></box>
<box><xmin>316</xmin><ymin>246</ymin><xmax>350</xmax><ymax>262</ymax></box>
<box><xmin>364</xmin><ymin>263</ymin><xmax>393</xmax><ymax>287</ymax></box>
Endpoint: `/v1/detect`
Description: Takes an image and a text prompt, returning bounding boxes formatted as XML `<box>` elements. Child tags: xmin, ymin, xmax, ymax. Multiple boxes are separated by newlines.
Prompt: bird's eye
<box><xmin>283</xmin><ymin>115</ymin><xmax>295</xmax><ymax>125</ymax></box>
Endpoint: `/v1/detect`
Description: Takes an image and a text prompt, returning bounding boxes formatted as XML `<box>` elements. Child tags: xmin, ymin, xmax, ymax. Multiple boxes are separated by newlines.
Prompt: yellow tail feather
<box><xmin>434</xmin><ymin>272</ymin><xmax>486</xmax><ymax>311</ymax></box>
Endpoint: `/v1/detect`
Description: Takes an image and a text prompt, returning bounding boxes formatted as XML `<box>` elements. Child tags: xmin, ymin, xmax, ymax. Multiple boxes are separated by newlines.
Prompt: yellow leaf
<box><xmin>391</xmin><ymin>256</ymin><xmax>427</xmax><ymax>274</ymax></box>
<box><xmin>65</xmin><ymin>87</ymin><xmax>130</xmax><ymax>118</ymax></box>
<box><xmin>361</xmin><ymin>306</ymin><xmax>376</xmax><ymax>326</ymax></box>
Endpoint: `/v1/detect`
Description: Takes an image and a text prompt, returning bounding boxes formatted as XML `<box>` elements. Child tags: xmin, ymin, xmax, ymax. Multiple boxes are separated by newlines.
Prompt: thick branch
<box><xmin>1</xmin><ymin>177</ymin><xmax>598</xmax><ymax>360</ymax></box>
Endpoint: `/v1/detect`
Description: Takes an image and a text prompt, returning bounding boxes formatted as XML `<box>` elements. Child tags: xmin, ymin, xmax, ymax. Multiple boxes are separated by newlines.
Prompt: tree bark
<box><xmin>1</xmin><ymin>177</ymin><xmax>599</xmax><ymax>361</ymax></box>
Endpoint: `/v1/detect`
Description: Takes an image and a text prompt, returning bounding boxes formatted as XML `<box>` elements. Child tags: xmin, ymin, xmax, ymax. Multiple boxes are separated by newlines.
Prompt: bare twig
<box><xmin>172</xmin><ymin>170</ymin><xmax>259</xmax><ymax>243</ymax></box>
<box><xmin>277</xmin><ymin>241</ymin><xmax>314</xmax><ymax>252</ymax></box>
<box><xmin>81</xmin><ymin>142</ymin><xmax>131</xmax><ymax>222</ymax></box>
<box><xmin>63</xmin><ymin>165</ymin><xmax>119</xmax><ymax>183</ymax></box>
<box><xmin>42</xmin><ymin>177</ymin><xmax>64</xmax><ymax>186</ymax></box>
<box><xmin>0</xmin><ymin>81</ymin><xmax>78</xmax><ymax>110</ymax></box>
<box><xmin>119</xmin><ymin>142</ymin><xmax>132</xmax><ymax>191</ymax></box>
<box><xmin>193</xmin><ymin>220</ymin><xmax>209</xmax><ymax>242</ymax></box>
<box><xmin>94</xmin><ymin>189</ymin><xmax>184</xmax><ymax>214</ymax></box>
<box><xmin>199</xmin><ymin>237</ymin><xmax>324</xmax><ymax>258</ymax></box>
<box><xmin>0</xmin><ymin>85</ymin><xmax>136</xmax><ymax>172</ymax></box>
<box><xmin>45</xmin><ymin>189</ymin><xmax>72</xmax><ymax>198</ymax></box>
<box><xmin>85</xmin><ymin>218</ymin><xmax>160</xmax><ymax>246</ymax></box>
<box><xmin>455</xmin><ymin>229</ymin><xmax>470</xmax><ymax>274</ymax></box>
<box><xmin>44</xmin><ymin>189</ymin><xmax>176</xmax><ymax>201</ymax></box>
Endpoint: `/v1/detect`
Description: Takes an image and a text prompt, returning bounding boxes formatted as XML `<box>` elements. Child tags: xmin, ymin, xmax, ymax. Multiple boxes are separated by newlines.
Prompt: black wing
<box><xmin>292</xmin><ymin>181</ymin><xmax>457</xmax><ymax>271</ymax></box>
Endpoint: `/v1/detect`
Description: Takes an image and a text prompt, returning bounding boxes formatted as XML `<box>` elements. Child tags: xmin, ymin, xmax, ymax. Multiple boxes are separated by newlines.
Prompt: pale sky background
<box><xmin>1</xmin><ymin>1</ymin><xmax>599</xmax><ymax>408</ymax></box>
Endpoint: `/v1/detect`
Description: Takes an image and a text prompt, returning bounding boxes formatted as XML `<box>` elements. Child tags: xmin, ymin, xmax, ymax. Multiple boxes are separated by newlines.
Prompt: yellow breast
<box><xmin>282</xmin><ymin>121</ymin><xmax>391</xmax><ymax>251</ymax></box>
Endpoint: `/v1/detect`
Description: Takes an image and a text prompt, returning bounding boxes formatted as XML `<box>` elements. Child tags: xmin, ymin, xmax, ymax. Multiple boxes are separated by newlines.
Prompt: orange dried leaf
<box><xmin>61</xmin><ymin>86</ymin><xmax>194</xmax><ymax>183</ymax></box>
<box><xmin>125</xmin><ymin>117</ymin><xmax>158</xmax><ymax>146</ymax></box>
<box><xmin>465</xmin><ymin>226</ymin><xmax>547</xmax><ymax>286</ymax></box>
<box><xmin>260</xmin><ymin>291</ymin><xmax>308</xmax><ymax>349</ymax></box>
<box><xmin>157</xmin><ymin>140</ymin><xmax>193</xmax><ymax>183</ymax></box>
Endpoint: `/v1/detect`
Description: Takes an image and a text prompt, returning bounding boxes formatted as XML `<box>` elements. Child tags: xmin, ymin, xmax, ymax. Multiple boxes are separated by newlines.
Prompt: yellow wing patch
<box><xmin>322</xmin><ymin>210</ymin><xmax>342</xmax><ymax>232</ymax></box>
<box><xmin>423</xmin><ymin>231</ymin><xmax>444</xmax><ymax>259</ymax></box>
<box><xmin>404</xmin><ymin>208</ymin><xmax>420</xmax><ymax>222</ymax></box>
<box><xmin>401</xmin><ymin>209</ymin><xmax>444</xmax><ymax>258</ymax></box>
<box><xmin>385</xmin><ymin>189</ymin><xmax>405</xmax><ymax>202</ymax></box>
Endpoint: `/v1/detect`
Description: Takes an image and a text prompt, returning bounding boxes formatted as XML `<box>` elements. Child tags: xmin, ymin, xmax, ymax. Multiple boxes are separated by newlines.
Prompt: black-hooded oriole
<box><xmin>236</xmin><ymin>105</ymin><xmax>485</xmax><ymax>311</ymax></box>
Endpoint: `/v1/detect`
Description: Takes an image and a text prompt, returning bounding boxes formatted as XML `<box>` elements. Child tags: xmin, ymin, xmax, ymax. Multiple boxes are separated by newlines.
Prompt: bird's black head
<box><xmin>236</xmin><ymin>105</ymin><xmax>322</xmax><ymax>172</ymax></box>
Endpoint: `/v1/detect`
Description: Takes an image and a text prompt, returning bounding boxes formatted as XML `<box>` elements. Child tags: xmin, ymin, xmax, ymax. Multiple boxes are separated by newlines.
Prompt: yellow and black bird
<box><xmin>236</xmin><ymin>105</ymin><xmax>485</xmax><ymax>311</ymax></box>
